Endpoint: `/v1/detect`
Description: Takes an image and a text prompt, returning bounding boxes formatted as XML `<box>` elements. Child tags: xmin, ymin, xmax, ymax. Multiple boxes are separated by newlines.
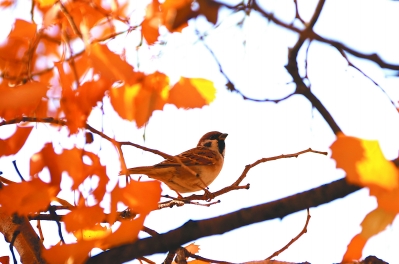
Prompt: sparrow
<box><xmin>120</xmin><ymin>131</ymin><xmax>228</xmax><ymax>193</ymax></box>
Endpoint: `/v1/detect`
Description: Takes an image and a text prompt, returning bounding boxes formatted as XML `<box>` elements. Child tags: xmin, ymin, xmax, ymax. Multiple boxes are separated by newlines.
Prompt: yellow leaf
<box><xmin>36</xmin><ymin>0</ymin><xmax>57</xmax><ymax>8</ymax></box>
<box><xmin>330</xmin><ymin>133</ymin><xmax>399</xmax><ymax>191</ymax></box>
<box><xmin>73</xmin><ymin>224</ymin><xmax>111</xmax><ymax>242</ymax></box>
<box><xmin>168</xmin><ymin>77</ymin><xmax>215</xmax><ymax>109</ymax></box>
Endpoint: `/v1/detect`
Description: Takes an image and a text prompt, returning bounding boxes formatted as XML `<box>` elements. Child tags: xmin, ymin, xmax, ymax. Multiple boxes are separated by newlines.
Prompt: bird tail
<box><xmin>119</xmin><ymin>166</ymin><xmax>154</xmax><ymax>176</ymax></box>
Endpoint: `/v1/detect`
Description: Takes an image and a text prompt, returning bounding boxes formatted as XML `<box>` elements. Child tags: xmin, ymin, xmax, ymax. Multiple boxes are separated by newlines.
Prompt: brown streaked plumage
<box><xmin>120</xmin><ymin>131</ymin><xmax>228</xmax><ymax>193</ymax></box>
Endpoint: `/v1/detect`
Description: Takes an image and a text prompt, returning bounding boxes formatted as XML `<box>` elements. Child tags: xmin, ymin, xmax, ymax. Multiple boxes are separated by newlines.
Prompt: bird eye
<box><xmin>203</xmin><ymin>142</ymin><xmax>212</xmax><ymax>147</ymax></box>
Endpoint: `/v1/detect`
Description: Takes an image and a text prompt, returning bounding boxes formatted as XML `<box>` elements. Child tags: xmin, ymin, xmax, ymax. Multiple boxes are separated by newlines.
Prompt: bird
<box><xmin>120</xmin><ymin>131</ymin><xmax>228</xmax><ymax>193</ymax></box>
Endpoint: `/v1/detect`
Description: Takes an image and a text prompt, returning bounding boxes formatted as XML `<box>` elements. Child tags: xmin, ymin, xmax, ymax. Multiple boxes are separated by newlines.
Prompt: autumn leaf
<box><xmin>185</xmin><ymin>243</ymin><xmax>200</xmax><ymax>254</ymax></box>
<box><xmin>42</xmin><ymin>240</ymin><xmax>96</xmax><ymax>264</ymax></box>
<box><xmin>101</xmin><ymin>215</ymin><xmax>146</xmax><ymax>248</ymax></box>
<box><xmin>64</xmin><ymin>204</ymin><xmax>105</xmax><ymax>233</ymax></box>
<box><xmin>109</xmin><ymin>71</ymin><xmax>168</xmax><ymax>127</ymax></box>
<box><xmin>81</xmin><ymin>152</ymin><xmax>109</xmax><ymax>203</ymax></box>
<box><xmin>142</xmin><ymin>18</ymin><xmax>160</xmax><ymax>45</ymax></box>
<box><xmin>134</xmin><ymin>72</ymin><xmax>169</xmax><ymax>127</ymax></box>
<box><xmin>88</xmin><ymin>43</ymin><xmax>134</xmax><ymax>84</ymax></box>
<box><xmin>0</xmin><ymin>126</ymin><xmax>32</xmax><ymax>157</ymax></box>
<box><xmin>330</xmin><ymin>133</ymin><xmax>399</xmax><ymax>261</ymax></box>
<box><xmin>109</xmin><ymin>82</ymin><xmax>140</xmax><ymax>121</ymax></box>
<box><xmin>330</xmin><ymin>133</ymin><xmax>398</xmax><ymax>191</ymax></box>
<box><xmin>60</xmin><ymin>79</ymin><xmax>111</xmax><ymax>134</ymax></box>
<box><xmin>73</xmin><ymin>223</ymin><xmax>111</xmax><ymax>242</ymax></box>
<box><xmin>342</xmin><ymin>208</ymin><xmax>396</xmax><ymax>261</ymax></box>
<box><xmin>9</xmin><ymin>19</ymin><xmax>37</xmax><ymax>39</ymax></box>
<box><xmin>109</xmin><ymin>180</ymin><xmax>161</xmax><ymax>224</ymax></box>
<box><xmin>161</xmin><ymin>0</ymin><xmax>193</xmax><ymax>32</ymax></box>
<box><xmin>168</xmin><ymin>77</ymin><xmax>216</xmax><ymax>109</ymax></box>
<box><xmin>36</xmin><ymin>0</ymin><xmax>57</xmax><ymax>8</ymax></box>
<box><xmin>0</xmin><ymin>178</ymin><xmax>59</xmax><ymax>215</ymax></box>
<box><xmin>0</xmin><ymin>82</ymin><xmax>48</xmax><ymax>119</ymax></box>
<box><xmin>0</xmin><ymin>0</ymin><xmax>14</xmax><ymax>8</ymax></box>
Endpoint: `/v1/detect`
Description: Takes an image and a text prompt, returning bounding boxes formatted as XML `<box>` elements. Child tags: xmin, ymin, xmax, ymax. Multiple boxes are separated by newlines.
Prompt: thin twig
<box><xmin>337</xmin><ymin>48</ymin><xmax>396</xmax><ymax>107</ymax></box>
<box><xmin>184</xmin><ymin>148</ymin><xmax>327</xmax><ymax>201</ymax></box>
<box><xmin>184</xmin><ymin>247</ymin><xmax>235</xmax><ymax>264</ymax></box>
<box><xmin>12</xmin><ymin>160</ymin><xmax>25</xmax><ymax>181</ymax></box>
<box><xmin>58</xmin><ymin>1</ymin><xmax>83</xmax><ymax>38</ymax></box>
<box><xmin>49</xmin><ymin>206</ymin><xmax>65</xmax><ymax>243</ymax></box>
<box><xmin>266</xmin><ymin>208</ymin><xmax>311</xmax><ymax>260</ymax></box>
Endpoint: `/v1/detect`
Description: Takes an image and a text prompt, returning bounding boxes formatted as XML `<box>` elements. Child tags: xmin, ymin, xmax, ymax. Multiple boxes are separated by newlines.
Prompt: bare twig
<box><xmin>337</xmin><ymin>48</ymin><xmax>396</xmax><ymax>107</ymax></box>
<box><xmin>266</xmin><ymin>208</ymin><xmax>311</xmax><ymax>260</ymax></box>
<box><xmin>58</xmin><ymin>1</ymin><xmax>83</xmax><ymax>38</ymax></box>
<box><xmin>185</xmin><ymin>248</ymin><xmax>235</xmax><ymax>264</ymax></box>
<box><xmin>12</xmin><ymin>160</ymin><xmax>25</xmax><ymax>182</ymax></box>
<box><xmin>184</xmin><ymin>148</ymin><xmax>327</xmax><ymax>201</ymax></box>
<box><xmin>48</xmin><ymin>206</ymin><xmax>65</xmax><ymax>243</ymax></box>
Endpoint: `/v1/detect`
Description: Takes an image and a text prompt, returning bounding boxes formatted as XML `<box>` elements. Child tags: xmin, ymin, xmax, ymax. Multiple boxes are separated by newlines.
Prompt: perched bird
<box><xmin>120</xmin><ymin>131</ymin><xmax>228</xmax><ymax>193</ymax></box>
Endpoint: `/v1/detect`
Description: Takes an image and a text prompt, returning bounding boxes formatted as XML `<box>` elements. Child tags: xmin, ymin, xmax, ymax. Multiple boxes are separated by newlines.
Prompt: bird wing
<box><xmin>155</xmin><ymin>146</ymin><xmax>218</xmax><ymax>167</ymax></box>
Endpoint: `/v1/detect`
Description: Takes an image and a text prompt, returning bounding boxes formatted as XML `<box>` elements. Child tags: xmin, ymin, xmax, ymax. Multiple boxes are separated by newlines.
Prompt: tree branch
<box><xmin>86</xmin><ymin>178</ymin><xmax>361</xmax><ymax>264</ymax></box>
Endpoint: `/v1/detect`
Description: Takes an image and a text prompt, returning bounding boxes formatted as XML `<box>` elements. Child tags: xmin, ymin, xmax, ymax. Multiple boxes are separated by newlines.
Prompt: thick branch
<box><xmin>86</xmin><ymin>178</ymin><xmax>361</xmax><ymax>264</ymax></box>
<box><xmin>0</xmin><ymin>210</ymin><xmax>46</xmax><ymax>264</ymax></box>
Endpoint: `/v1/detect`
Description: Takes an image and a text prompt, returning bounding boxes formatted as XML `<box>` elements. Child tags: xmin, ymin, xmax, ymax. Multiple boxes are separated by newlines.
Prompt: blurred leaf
<box><xmin>0</xmin><ymin>126</ymin><xmax>32</xmax><ymax>157</ymax></box>
<box><xmin>42</xmin><ymin>240</ymin><xmax>95</xmax><ymax>264</ymax></box>
<box><xmin>0</xmin><ymin>82</ymin><xmax>48</xmax><ymax>119</ymax></box>
<box><xmin>64</xmin><ymin>204</ymin><xmax>105</xmax><ymax>233</ymax></box>
<box><xmin>0</xmin><ymin>179</ymin><xmax>59</xmax><ymax>215</ymax></box>
<box><xmin>168</xmin><ymin>77</ymin><xmax>216</xmax><ymax>109</ymax></box>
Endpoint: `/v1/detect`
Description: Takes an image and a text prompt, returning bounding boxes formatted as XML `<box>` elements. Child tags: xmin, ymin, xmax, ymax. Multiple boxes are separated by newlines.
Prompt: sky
<box><xmin>1</xmin><ymin>0</ymin><xmax>399</xmax><ymax>263</ymax></box>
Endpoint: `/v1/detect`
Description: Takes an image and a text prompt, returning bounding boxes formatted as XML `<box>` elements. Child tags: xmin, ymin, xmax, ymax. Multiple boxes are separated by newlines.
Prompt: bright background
<box><xmin>1</xmin><ymin>0</ymin><xmax>399</xmax><ymax>263</ymax></box>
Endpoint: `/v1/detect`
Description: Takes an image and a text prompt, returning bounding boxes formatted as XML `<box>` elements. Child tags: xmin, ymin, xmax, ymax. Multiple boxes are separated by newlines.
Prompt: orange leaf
<box><xmin>185</xmin><ymin>243</ymin><xmax>200</xmax><ymax>254</ymax></box>
<box><xmin>161</xmin><ymin>0</ymin><xmax>193</xmax><ymax>32</ymax></box>
<box><xmin>342</xmin><ymin>208</ymin><xmax>396</xmax><ymax>262</ymax></box>
<box><xmin>330</xmin><ymin>133</ymin><xmax>399</xmax><ymax>190</ymax></box>
<box><xmin>0</xmin><ymin>0</ymin><xmax>14</xmax><ymax>8</ymax></box>
<box><xmin>0</xmin><ymin>178</ymin><xmax>59</xmax><ymax>215</ymax></box>
<box><xmin>134</xmin><ymin>72</ymin><xmax>169</xmax><ymax>127</ymax></box>
<box><xmin>102</xmin><ymin>215</ymin><xmax>145</xmax><ymax>248</ymax></box>
<box><xmin>0</xmin><ymin>126</ymin><xmax>32</xmax><ymax>157</ymax></box>
<box><xmin>109</xmin><ymin>83</ymin><xmax>140</xmax><ymax>121</ymax></box>
<box><xmin>9</xmin><ymin>19</ymin><xmax>37</xmax><ymax>40</ymax></box>
<box><xmin>82</xmin><ymin>152</ymin><xmax>109</xmax><ymax>203</ymax></box>
<box><xmin>342</xmin><ymin>234</ymin><xmax>366</xmax><ymax>262</ymax></box>
<box><xmin>168</xmin><ymin>77</ymin><xmax>216</xmax><ymax>109</ymax></box>
<box><xmin>31</xmin><ymin>143</ymin><xmax>83</xmax><ymax>187</ymax></box>
<box><xmin>109</xmin><ymin>180</ymin><xmax>161</xmax><ymax>224</ymax></box>
<box><xmin>64</xmin><ymin>204</ymin><xmax>105</xmax><ymax>233</ymax></box>
<box><xmin>89</xmin><ymin>43</ymin><xmax>134</xmax><ymax>83</ymax></box>
<box><xmin>0</xmin><ymin>81</ymin><xmax>48</xmax><ymax>119</ymax></box>
<box><xmin>109</xmin><ymin>72</ymin><xmax>168</xmax><ymax>127</ymax></box>
<box><xmin>42</xmin><ymin>240</ymin><xmax>95</xmax><ymax>264</ymax></box>
<box><xmin>142</xmin><ymin>18</ymin><xmax>160</xmax><ymax>45</ymax></box>
<box><xmin>60</xmin><ymin>78</ymin><xmax>110</xmax><ymax>134</ymax></box>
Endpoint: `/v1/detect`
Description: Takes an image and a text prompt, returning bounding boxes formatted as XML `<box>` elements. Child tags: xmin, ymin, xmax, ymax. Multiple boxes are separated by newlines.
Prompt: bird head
<box><xmin>197</xmin><ymin>131</ymin><xmax>228</xmax><ymax>157</ymax></box>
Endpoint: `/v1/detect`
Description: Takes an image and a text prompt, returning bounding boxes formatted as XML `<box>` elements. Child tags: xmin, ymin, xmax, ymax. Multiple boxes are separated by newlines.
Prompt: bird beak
<box><xmin>219</xmin><ymin>133</ymin><xmax>228</xmax><ymax>140</ymax></box>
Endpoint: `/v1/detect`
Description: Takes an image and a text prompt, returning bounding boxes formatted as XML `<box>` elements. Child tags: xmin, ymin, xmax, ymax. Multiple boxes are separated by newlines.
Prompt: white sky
<box><xmin>1</xmin><ymin>0</ymin><xmax>399</xmax><ymax>263</ymax></box>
